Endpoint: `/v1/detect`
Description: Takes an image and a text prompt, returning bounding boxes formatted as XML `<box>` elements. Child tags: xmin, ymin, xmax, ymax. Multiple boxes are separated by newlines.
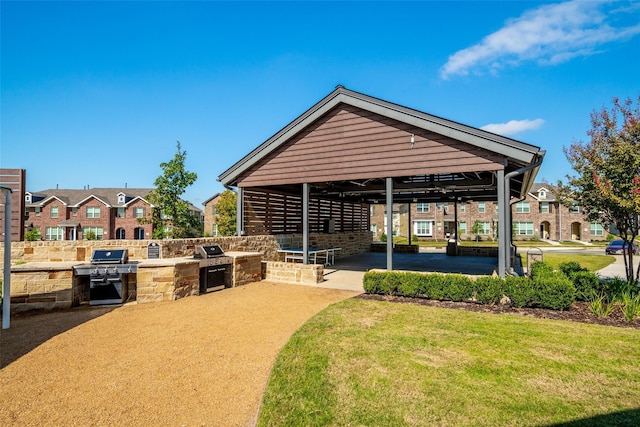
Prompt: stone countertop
<box><xmin>11</xmin><ymin>261</ymin><xmax>80</xmax><ymax>272</ymax></box>
<box><xmin>10</xmin><ymin>251</ymin><xmax>263</xmax><ymax>272</ymax></box>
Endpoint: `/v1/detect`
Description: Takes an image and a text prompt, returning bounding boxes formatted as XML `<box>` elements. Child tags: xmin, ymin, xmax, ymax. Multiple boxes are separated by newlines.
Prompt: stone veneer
<box><xmin>2</xmin><ymin>232</ymin><xmax>372</xmax><ymax>267</ymax></box>
<box><xmin>262</xmin><ymin>261</ymin><xmax>324</xmax><ymax>285</ymax></box>
<box><xmin>4</xmin><ymin>232</ymin><xmax>370</xmax><ymax>312</ymax></box>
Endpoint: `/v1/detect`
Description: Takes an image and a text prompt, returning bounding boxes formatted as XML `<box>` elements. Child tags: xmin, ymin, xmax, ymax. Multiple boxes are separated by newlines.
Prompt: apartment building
<box><xmin>25</xmin><ymin>188</ymin><xmax>155</xmax><ymax>240</ymax></box>
<box><xmin>370</xmin><ymin>183</ymin><xmax>607</xmax><ymax>242</ymax></box>
<box><xmin>202</xmin><ymin>193</ymin><xmax>221</xmax><ymax>236</ymax></box>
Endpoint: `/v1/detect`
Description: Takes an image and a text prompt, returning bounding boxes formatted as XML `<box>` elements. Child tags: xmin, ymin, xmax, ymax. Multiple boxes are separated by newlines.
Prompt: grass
<box><xmin>521</xmin><ymin>252</ymin><xmax>615</xmax><ymax>270</ymax></box>
<box><xmin>258</xmin><ymin>299</ymin><xmax>640</xmax><ymax>427</ymax></box>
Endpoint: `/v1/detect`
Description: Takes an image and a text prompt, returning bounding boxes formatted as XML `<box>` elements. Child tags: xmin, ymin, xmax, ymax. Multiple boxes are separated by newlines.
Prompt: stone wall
<box><xmin>262</xmin><ymin>261</ymin><xmax>324</xmax><ymax>285</ymax></box>
<box><xmin>136</xmin><ymin>261</ymin><xmax>200</xmax><ymax>304</ymax></box>
<box><xmin>231</xmin><ymin>253</ymin><xmax>263</xmax><ymax>287</ymax></box>
<box><xmin>2</xmin><ymin>232</ymin><xmax>372</xmax><ymax>268</ymax></box>
<box><xmin>10</xmin><ymin>262</ymin><xmax>77</xmax><ymax>313</ymax></box>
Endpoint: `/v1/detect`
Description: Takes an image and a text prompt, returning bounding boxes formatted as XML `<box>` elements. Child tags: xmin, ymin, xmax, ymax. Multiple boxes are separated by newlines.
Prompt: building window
<box><xmin>51</xmin><ymin>206</ymin><xmax>59</xmax><ymax>218</ymax></box>
<box><xmin>590</xmin><ymin>223</ymin><xmax>604</xmax><ymax>236</ymax></box>
<box><xmin>35</xmin><ymin>207</ymin><xmax>41</xmax><ymax>216</ymax></box>
<box><xmin>211</xmin><ymin>205</ymin><xmax>218</xmax><ymax>215</ymax></box>
<box><xmin>569</xmin><ymin>203</ymin><xmax>580</xmax><ymax>213</ymax></box>
<box><xmin>116</xmin><ymin>228</ymin><xmax>126</xmax><ymax>239</ymax></box>
<box><xmin>459</xmin><ymin>221</ymin><xmax>467</xmax><ymax>234</ymax></box>
<box><xmin>72</xmin><ymin>207</ymin><xmax>78</xmax><ymax>216</ymax></box>
<box><xmin>514</xmin><ymin>222</ymin><xmax>534</xmax><ymax>235</ymax></box>
<box><xmin>370</xmin><ymin>224</ymin><xmax>377</xmax><ymax>237</ymax></box>
<box><xmin>540</xmin><ymin>202</ymin><xmax>550</xmax><ymax>213</ymax></box>
<box><xmin>83</xmin><ymin>227</ymin><xmax>104</xmax><ymax>240</ymax></box>
<box><xmin>45</xmin><ymin>227</ymin><xmax>63</xmax><ymax>240</ymax></box>
<box><xmin>414</xmin><ymin>220</ymin><xmax>432</xmax><ymax>236</ymax></box>
<box><xmin>538</xmin><ymin>190</ymin><xmax>546</xmax><ymax>199</ymax></box>
<box><xmin>416</xmin><ymin>203</ymin><xmax>430</xmax><ymax>213</ymax></box>
<box><xmin>460</xmin><ymin>203</ymin><xmax>465</xmax><ymax>213</ymax></box>
<box><xmin>116</xmin><ymin>207</ymin><xmax>126</xmax><ymax>218</ymax></box>
<box><xmin>436</xmin><ymin>202</ymin><xmax>448</xmax><ymax>212</ymax></box>
<box><xmin>118</xmin><ymin>194</ymin><xmax>125</xmax><ymax>204</ymax></box>
<box><xmin>134</xmin><ymin>227</ymin><xmax>145</xmax><ymax>240</ymax></box>
<box><xmin>515</xmin><ymin>202</ymin><xmax>530</xmax><ymax>213</ymax></box>
<box><xmin>86</xmin><ymin>207</ymin><xmax>101</xmax><ymax>218</ymax></box>
<box><xmin>370</xmin><ymin>205</ymin><xmax>375</xmax><ymax>215</ymax></box>
<box><xmin>478</xmin><ymin>221</ymin><xmax>491</xmax><ymax>235</ymax></box>
<box><xmin>134</xmin><ymin>207</ymin><xmax>145</xmax><ymax>218</ymax></box>
<box><xmin>478</xmin><ymin>202</ymin><xmax>485</xmax><ymax>213</ymax></box>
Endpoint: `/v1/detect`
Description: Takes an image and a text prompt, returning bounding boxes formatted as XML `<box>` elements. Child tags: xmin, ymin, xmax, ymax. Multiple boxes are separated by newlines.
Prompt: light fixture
<box><xmin>410</xmin><ymin>134</ymin><xmax>415</xmax><ymax>148</ymax></box>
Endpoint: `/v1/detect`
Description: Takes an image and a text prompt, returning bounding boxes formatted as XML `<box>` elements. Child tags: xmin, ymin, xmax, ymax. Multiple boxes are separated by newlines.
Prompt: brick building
<box><xmin>25</xmin><ymin>188</ymin><xmax>155</xmax><ymax>241</ymax></box>
<box><xmin>202</xmin><ymin>193</ymin><xmax>221</xmax><ymax>236</ymax></box>
<box><xmin>370</xmin><ymin>183</ymin><xmax>607</xmax><ymax>242</ymax></box>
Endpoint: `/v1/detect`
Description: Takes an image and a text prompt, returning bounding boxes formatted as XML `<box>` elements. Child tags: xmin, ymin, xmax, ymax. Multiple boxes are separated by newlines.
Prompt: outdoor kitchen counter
<box><xmin>11</xmin><ymin>261</ymin><xmax>79</xmax><ymax>272</ymax></box>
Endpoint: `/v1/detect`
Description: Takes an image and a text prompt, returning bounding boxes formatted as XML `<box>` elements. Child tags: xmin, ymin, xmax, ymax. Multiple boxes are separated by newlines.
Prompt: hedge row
<box><xmin>363</xmin><ymin>261</ymin><xmax>589</xmax><ymax>311</ymax></box>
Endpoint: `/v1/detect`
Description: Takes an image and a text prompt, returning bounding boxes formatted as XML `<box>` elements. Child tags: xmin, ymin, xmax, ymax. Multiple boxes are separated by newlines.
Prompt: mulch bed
<box><xmin>357</xmin><ymin>293</ymin><xmax>640</xmax><ymax>329</ymax></box>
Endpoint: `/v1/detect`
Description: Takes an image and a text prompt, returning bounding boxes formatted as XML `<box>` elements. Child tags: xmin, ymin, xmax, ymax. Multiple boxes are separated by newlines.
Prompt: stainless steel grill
<box><xmin>74</xmin><ymin>249</ymin><xmax>138</xmax><ymax>305</ymax></box>
<box><xmin>194</xmin><ymin>245</ymin><xmax>232</xmax><ymax>293</ymax></box>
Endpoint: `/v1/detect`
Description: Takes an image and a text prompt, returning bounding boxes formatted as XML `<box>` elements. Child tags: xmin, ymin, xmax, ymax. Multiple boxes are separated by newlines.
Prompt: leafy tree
<box><xmin>560</xmin><ymin>95</ymin><xmax>640</xmax><ymax>283</ymax></box>
<box><xmin>24</xmin><ymin>227</ymin><xmax>42</xmax><ymax>241</ymax></box>
<box><xmin>471</xmin><ymin>221</ymin><xmax>484</xmax><ymax>242</ymax></box>
<box><xmin>143</xmin><ymin>141</ymin><xmax>199</xmax><ymax>239</ymax></box>
<box><xmin>215</xmin><ymin>189</ymin><xmax>237</xmax><ymax>236</ymax></box>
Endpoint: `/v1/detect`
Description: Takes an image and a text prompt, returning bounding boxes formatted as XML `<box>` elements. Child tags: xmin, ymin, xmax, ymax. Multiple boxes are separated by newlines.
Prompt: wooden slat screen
<box><xmin>243</xmin><ymin>189</ymin><xmax>369</xmax><ymax>235</ymax></box>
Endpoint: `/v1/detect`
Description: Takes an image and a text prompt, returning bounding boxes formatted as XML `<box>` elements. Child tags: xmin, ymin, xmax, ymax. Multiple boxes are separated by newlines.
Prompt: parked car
<box><xmin>605</xmin><ymin>240</ymin><xmax>639</xmax><ymax>255</ymax></box>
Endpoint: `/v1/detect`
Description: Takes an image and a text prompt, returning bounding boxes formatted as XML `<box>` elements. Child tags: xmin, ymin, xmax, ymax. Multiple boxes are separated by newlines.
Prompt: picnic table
<box><xmin>277</xmin><ymin>247</ymin><xmax>342</xmax><ymax>266</ymax></box>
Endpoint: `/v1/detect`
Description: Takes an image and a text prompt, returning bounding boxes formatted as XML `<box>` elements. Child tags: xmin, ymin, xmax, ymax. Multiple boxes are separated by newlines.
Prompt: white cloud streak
<box><xmin>481</xmin><ymin>118</ymin><xmax>545</xmax><ymax>136</ymax></box>
<box><xmin>440</xmin><ymin>0</ymin><xmax>640</xmax><ymax>79</ymax></box>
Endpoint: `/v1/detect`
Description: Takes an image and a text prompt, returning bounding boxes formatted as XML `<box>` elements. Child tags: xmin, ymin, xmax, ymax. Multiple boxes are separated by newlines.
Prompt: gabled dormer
<box><xmin>117</xmin><ymin>192</ymin><xmax>127</xmax><ymax>205</ymax></box>
<box><xmin>537</xmin><ymin>188</ymin><xmax>547</xmax><ymax>200</ymax></box>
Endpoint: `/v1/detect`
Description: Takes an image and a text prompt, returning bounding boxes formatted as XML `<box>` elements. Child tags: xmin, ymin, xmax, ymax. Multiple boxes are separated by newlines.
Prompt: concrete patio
<box><xmin>320</xmin><ymin>250</ymin><xmax>499</xmax><ymax>292</ymax></box>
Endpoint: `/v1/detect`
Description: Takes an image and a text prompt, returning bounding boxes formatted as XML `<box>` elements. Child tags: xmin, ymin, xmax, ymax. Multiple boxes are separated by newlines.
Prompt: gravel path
<box><xmin>0</xmin><ymin>282</ymin><xmax>358</xmax><ymax>426</ymax></box>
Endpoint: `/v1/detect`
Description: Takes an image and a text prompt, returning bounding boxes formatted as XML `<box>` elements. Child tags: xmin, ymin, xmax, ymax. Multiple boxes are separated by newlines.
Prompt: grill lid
<box><xmin>91</xmin><ymin>249</ymin><xmax>128</xmax><ymax>264</ymax></box>
<box><xmin>194</xmin><ymin>245</ymin><xmax>225</xmax><ymax>259</ymax></box>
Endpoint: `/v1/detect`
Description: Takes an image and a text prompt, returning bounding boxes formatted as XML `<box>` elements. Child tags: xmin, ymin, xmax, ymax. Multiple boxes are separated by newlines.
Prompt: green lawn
<box><xmin>521</xmin><ymin>252</ymin><xmax>615</xmax><ymax>270</ymax></box>
<box><xmin>258</xmin><ymin>299</ymin><xmax>640</xmax><ymax>427</ymax></box>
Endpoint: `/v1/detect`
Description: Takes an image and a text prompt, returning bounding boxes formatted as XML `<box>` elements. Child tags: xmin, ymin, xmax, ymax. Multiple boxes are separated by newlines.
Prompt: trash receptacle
<box><xmin>446</xmin><ymin>239</ymin><xmax>457</xmax><ymax>256</ymax></box>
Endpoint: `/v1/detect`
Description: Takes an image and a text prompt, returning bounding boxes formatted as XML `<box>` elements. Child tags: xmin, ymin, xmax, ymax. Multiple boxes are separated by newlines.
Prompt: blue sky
<box><xmin>2</xmin><ymin>1</ymin><xmax>639</xmax><ymax>207</ymax></box>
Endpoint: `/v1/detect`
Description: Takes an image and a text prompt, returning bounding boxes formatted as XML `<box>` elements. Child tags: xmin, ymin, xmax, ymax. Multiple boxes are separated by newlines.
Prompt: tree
<box><xmin>471</xmin><ymin>221</ymin><xmax>484</xmax><ymax>242</ymax></box>
<box><xmin>24</xmin><ymin>227</ymin><xmax>42</xmax><ymax>241</ymax></box>
<box><xmin>143</xmin><ymin>141</ymin><xmax>199</xmax><ymax>239</ymax></box>
<box><xmin>215</xmin><ymin>189</ymin><xmax>237</xmax><ymax>236</ymax></box>
<box><xmin>560</xmin><ymin>95</ymin><xmax>640</xmax><ymax>283</ymax></box>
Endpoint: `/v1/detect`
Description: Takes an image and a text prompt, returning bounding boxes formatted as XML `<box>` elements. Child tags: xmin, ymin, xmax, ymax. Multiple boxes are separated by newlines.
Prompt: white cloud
<box><xmin>440</xmin><ymin>0</ymin><xmax>640</xmax><ymax>79</ymax></box>
<box><xmin>481</xmin><ymin>118</ymin><xmax>545</xmax><ymax>136</ymax></box>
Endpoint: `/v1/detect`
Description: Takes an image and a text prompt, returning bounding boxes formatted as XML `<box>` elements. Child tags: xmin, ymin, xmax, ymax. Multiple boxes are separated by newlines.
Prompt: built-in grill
<box><xmin>194</xmin><ymin>245</ymin><xmax>232</xmax><ymax>293</ymax></box>
<box><xmin>74</xmin><ymin>249</ymin><xmax>137</xmax><ymax>305</ymax></box>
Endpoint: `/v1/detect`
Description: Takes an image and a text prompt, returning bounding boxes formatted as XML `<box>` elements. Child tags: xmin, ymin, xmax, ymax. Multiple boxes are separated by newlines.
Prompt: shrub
<box><xmin>531</xmin><ymin>272</ymin><xmax>576</xmax><ymax>311</ymax></box>
<box><xmin>411</xmin><ymin>234</ymin><xmax>419</xmax><ymax>243</ymax></box>
<box><xmin>474</xmin><ymin>277</ymin><xmax>504</xmax><ymax>305</ymax></box>
<box><xmin>558</xmin><ymin>261</ymin><xmax>587</xmax><ymax>277</ymax></box>
<box><xmin>380</xmin><ymin>272</ymin><xmax>403</xmax><ymax>295</ymax></box>
<box><xmin>504</xmin><ymin>276</ymin><xmax>533</xmax><ymax>308</ymax></box>
<box><xmin>399</xmin><ymin>273</ymin><xmax>421</xmax><ymax>297</ymax></box>
<box><xmin>603</xmin><ymin>276</ymin><xmax>637</xmax><ymax>301</ymax></box>
<box><xmin>380</xmin><ymin>233</ymin><xmax>387</xmax><ymax>243</ymax></box>
<box><xmin>570</xmin><ymin>271</ymin><xmax>601</xmax><ymax>301</ymax></box>
<box><xmin>620</xmin><ymin>292</ymin><xmax>640</xmax><ymax>322</ymax></box>
<box><xmin>446</xmin><ymin>274</ymin><xmax>474</xmax><ymax>301</ymax></box>
<box><xmin>423</xmin><ymin>273</ymin><xmax>447</xmax><ymax>300</ymax></box>
<box><xmin>529</xmin><ymin>261</ymin><xmax>554</xmax><ymax>279</ymax></box>
<box><xmin>363</xmin><ymin>271</ymin><xmax>385</xmax><ymax>294</ymax></box>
